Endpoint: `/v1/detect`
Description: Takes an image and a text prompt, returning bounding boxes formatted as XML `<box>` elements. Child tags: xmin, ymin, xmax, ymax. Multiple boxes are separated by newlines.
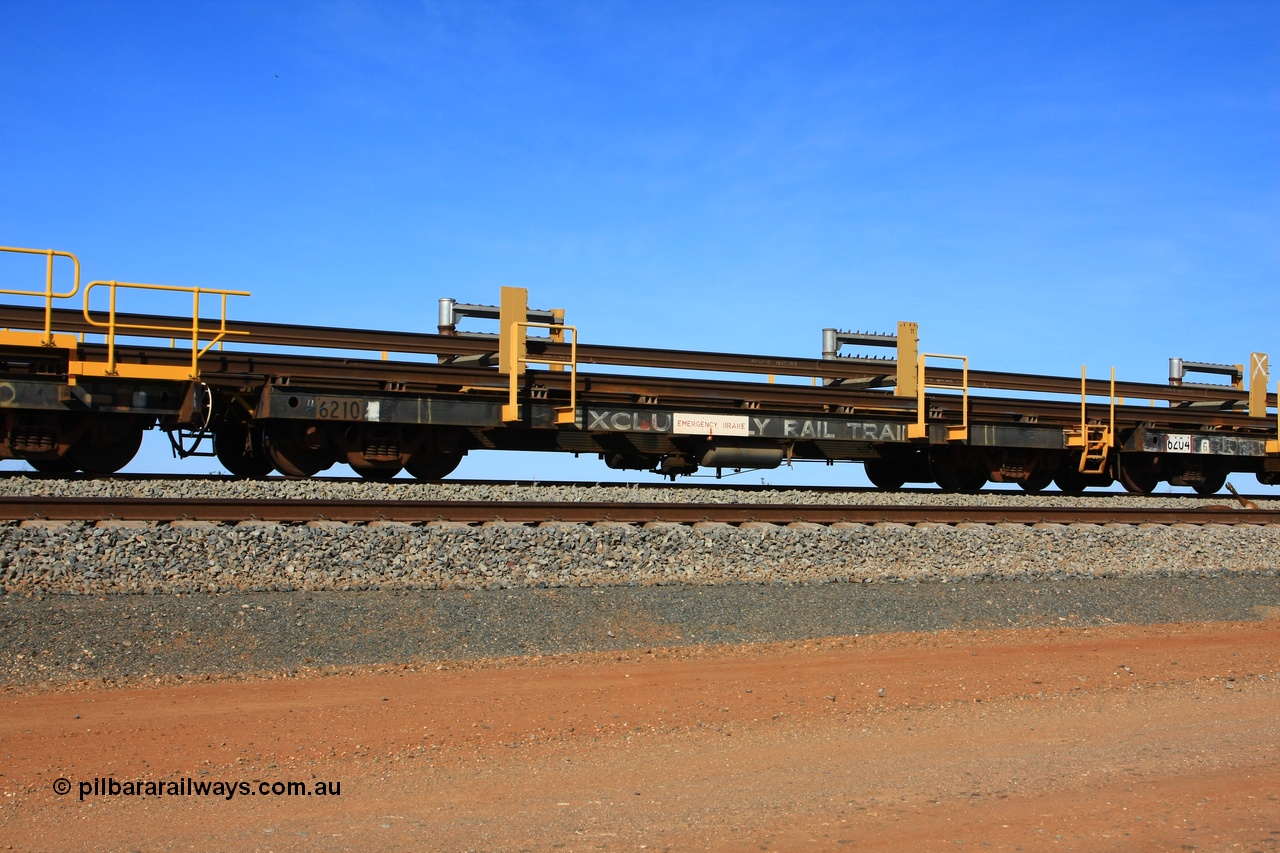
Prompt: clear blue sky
<box><xmin>2</xmin><ymin>1</ymin><xmax>1277</xmax><ymax>486</ymax></box>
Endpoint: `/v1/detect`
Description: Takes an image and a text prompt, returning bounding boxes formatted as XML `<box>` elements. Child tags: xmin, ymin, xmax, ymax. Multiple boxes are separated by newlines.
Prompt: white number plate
<box><xmin>1164</xmin><ymin>434</ymin><xmax>1192</xmax><ymax>453</ymax></box>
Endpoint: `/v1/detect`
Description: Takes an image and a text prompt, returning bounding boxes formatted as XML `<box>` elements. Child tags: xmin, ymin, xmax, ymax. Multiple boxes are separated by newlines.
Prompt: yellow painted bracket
<box><xmin>1250</xmin><ymin>352</ymin><xmax>1270</xmax><ymax>418</ymax></box>
<box><xmin>0</xmin><ymin>330</ymin><xmax>79</xmax><ymax>350</ymax></box>
<box><xmin>79</xmin><ymin>279</ymin><xmax>250</xmax><ymax>380</ymax></box>
<box><xmin>0</xmin><ymin>245</ymin><xmax>81</xmax><ymax>346</ymax></box>
<box><xmin>907</xmin><ymin>352</ymin><xmax>968</xmax><ymax>441</ymax></box>
<box><xmin>894</xmin><ymin>321</ymin><xmax>919</xmax><ymax>398</ymax></box>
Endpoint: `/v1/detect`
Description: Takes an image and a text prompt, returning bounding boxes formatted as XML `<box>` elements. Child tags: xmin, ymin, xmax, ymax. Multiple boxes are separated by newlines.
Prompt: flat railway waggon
<box><xmin>1</xmin><ymin>245</ymin><xmax>1277</xmax><ymax>493</ymax></box>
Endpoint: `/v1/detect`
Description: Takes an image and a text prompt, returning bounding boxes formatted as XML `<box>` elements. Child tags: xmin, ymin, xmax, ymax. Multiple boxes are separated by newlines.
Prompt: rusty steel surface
<box><xmin>24</xmin><ymin>338</ymin><xmax>1273</xmax><ymax>435</ymax></box>
<box><xmin>1</xmin><ymin>304</ymin><xmax>1271</xmax><ymax>408</ymax></box>
<box><xmin>5</xmin><ymin>496</ymin><xmax>1277</xmax><ymax>525</ymax></box>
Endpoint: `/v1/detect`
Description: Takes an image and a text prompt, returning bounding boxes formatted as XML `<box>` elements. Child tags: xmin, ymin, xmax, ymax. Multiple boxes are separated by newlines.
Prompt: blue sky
<box><xmin>2</xmin><ymin>1</ymin><xmax>1277</xmax><ymax>486</ymax></box>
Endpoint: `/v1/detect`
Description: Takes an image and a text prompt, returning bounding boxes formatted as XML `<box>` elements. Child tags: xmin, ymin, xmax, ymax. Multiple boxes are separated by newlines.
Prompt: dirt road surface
<box><xmin>3</xmin><ymin>619</ymin><xmax>1279</xmax><ymax>851</ymax></box>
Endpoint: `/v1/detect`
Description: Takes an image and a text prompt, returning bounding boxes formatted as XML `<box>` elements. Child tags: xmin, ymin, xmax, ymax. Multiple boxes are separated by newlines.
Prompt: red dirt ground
<box><xmin>3</xmin><ymin>620</ymin><xmax>1279</xmax><ymax>851</ymax></box>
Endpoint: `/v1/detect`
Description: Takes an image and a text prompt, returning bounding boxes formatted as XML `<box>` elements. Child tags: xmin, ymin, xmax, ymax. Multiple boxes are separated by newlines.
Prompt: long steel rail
<box><xmin>2</xmin><ymin>303</ymin><xmax>1272</xmax><ymax>408</ymax></box>
<box><xmin>6</xmin><ymin>496</ymin><xmax>1277</xmax><ymax>525</ymax></box>
<box><xmin>47</xmin><ymin>339</ymin><xmax>1274</xmax><ymax>433</ymax></box>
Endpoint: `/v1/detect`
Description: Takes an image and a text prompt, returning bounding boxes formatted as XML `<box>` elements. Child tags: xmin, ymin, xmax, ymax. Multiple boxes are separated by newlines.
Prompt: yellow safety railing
<box><xmin>503</xmin><ymin>321</ymin><xmax>577</xmax><ymax>425</ymax></box>
<box><xmin>1067</xmin><ymin>366</ymin><xmax>1115</xmax><ymax>474</ymax></box>
<box><xmin>80</xmin><ymin>280</ymin><xmax>250</xmax><ymax>379</ymax></box>
<box><xmin>907</xmin><ymin>353</ymin><xmax>968</xmax><ymax>440</ymax></box>
<box><xmin>1269</xmin><ymin>378</ymin><xmax>1279</xmax><ymax>454</ymax></box>
<box><xmin>0</xmin><ymin>246</ymin><xmax>81</xmax><ymax>346</ymax></box>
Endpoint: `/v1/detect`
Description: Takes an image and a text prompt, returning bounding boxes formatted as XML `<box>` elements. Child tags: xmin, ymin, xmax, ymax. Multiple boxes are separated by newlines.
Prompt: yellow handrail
<box><xmin>82</xmin><ymin>280</ymin><xmax>250</xmax><ymax>378</ymax></box>
<box><xmin>1269</xmin><ymin>378</ymin><xmax>1279</xmax><ymax>454</ymax></box>
<box><xmin>0</xmin><ymin>246</ymin><xmax>81</xmax><ymax>345</ymax></box>
<box><xmin>504</xmin><ymin>321</ymin><xmax>577</xmax><ymax>425</ymax></box>
<box><xmin>908</xmin><ymin>352</ymin><xmax>968</xmax><ymax>440</ymax></box>
<box><xmin>1070</xmin><ymin>365</ymin><xmax>1116</xmax><ymax>473</ymax></box>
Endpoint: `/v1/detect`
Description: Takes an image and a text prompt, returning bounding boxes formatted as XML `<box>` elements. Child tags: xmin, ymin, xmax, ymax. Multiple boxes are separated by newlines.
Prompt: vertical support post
<box><xmin>1270</xmin><ymin>379</ymin><xmax>1280</xmax><ymax>454</ymax></box>
<box><xmin>500</xmin><ymin>286</ymin><xmax>528</xmax><ymax>423</ymax></box>
<box><xmin>107</xmin><ymin>281</ymin><xmax>118</xmax><ymax>374</ymax></box>
<box><xmin>1250</xmin><ymin>353</ymin><xmax>1269</xmax><ymax>418</ymax></box>
<box><xmin>1109</xmin><ymin>367</ymin><xmax>1116</xmax><ymax>443</ymax></box>
<box><xmin>1075</xmin><ymin>365</ymin><xmax>1088</xmax><ymax>473</ymax></box>
<box><xmin>548</xmin><ymin>308</ymin><xmax>566</xmax><ymax>372</ymax></box>
<box><xmin>42</xmin><ymin>250</ymin><xmax>55</xmax><ymax>346</ymax></box>
<box><xmin>191</xmin><ymin>288</ymin><xmax>201</xmax><ymax>377</ymax></box>
<box><xmin>498</xmin><ymin>286</ymin><xmax>527</xmax><ymax>377</ymax></box>
<box><xmin>1079</xmin><ymin>365</ymin><xmax>1086</xmax><ymax>436</ymax></box>
<box><xmin>907</xmin><ymin>352</ymin><xmax>967</xmax><ymax>440</ymax></box>
<box><xmin>895</xmin><ymin>321</ymin><xmax>918</xmax><ymax>398</ymax></box>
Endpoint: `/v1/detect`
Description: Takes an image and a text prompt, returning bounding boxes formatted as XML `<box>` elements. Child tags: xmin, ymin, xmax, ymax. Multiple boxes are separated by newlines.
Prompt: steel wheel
<box><xmin>1116</xmin><ymin>455</ymin><xmax>1160</xmax><ymax>495</ymax></box>
<box><xmin>930</xmin><ymin>449</ymin><xmax>986</xmax><ymax>493</ymax></box>
<box><xmin>404</xmin><ymin>449</ymin><xmax>464</xmax><ymax>481</ymax></box>
<box><xmin>1054</xmin><ymin>455</ymin><xmax>1088</xmax><ymax>494</ymax></box>
<box><xmin>28</xmin><ymin>456</ymin><xmax>78</xmax><ymax>473</ymax></box>
<box><xmin>67</xmin><ymin>417</ymin><xmax>146</xmax><ymax>475</ymax></box>
<box><xmin>265</xmin><ymin>423</ymin><xmax>335</xmax><ymax>478</ymax></box>
<box><xmin>863</xmin><ymin>458</ymin><xmax>906</xmax><ymax>490</ymax></box>
<box><xmin>1193</xmin><ymin>467</ymin><xmax>1227</xmax><ymax>496</ymax></box>
<box><xmin>1018</xmin><ymin>467</ymin><xmax>1055</xmax><ymax>494</ymax></box>
<box><xmin>215</xmin><ymin>424</ymin><xmax>275</xmax><ymax>478</ymax></box>
<box><xmin>352</xmin><ymin>463</ymin><xmax>402</xmax><ymax>481</ymax></box>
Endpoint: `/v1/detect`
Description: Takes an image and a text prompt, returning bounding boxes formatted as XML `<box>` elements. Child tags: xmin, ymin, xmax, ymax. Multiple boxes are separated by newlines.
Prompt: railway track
<box><xmin>3</xmin><ymin>471</ymin><xmax>1278</xmax><ymax>500</ymax></box>
<box><xmin>5</xmin><ymin>496</ymin><xmax>1277</xmax><ymax>526</ymax></box>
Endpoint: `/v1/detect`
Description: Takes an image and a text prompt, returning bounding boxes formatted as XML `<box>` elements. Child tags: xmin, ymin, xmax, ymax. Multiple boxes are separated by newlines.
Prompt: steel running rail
<box><xmin>5</xmin><ymin>497</ymin><xmax>1277</xmax><ymax>525</ymax></box>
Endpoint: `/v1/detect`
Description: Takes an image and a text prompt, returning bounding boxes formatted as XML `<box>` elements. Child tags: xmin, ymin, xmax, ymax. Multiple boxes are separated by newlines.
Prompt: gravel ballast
<box><xmin>5</xmin><ymin>473</ymin><xmax>1279</xmax><ymax>508</ymax></box>
<box><xmin>2</xmin><ymin>476</ymin><xmax>1277</xmax><ymax>596</ymax></box>
<box><xmin>2</xmin><ymin>475</ymin><xmax>1277</xmax><ymax>688</ymax></box>
<box><xmin>2</xmin><ymin>517</ymin><xmax>1278</xmax><ymax>596</ymax></box>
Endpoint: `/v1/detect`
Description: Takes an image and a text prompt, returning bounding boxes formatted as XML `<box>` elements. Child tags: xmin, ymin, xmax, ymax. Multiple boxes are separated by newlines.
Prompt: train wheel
<box><xmin>1116</xmin><ymin>455</ymin><xmax>1160</xmax><ymax>495</ymax></box>
<box><xmin>863</xmin><ymin>458</ymin><xmax>906</xmax><ymax>490</ymax></box>
<box><xmin>930</xmin><ymin>449</ymin><xmax>986</xmax><ymax>493</ymax></box>
<box><xmin>405</xmin><ymin>449</ymin><xmax>464</xmax><ymax>481</ymax></box>
<box><xmin>265</xmin><ymin>423</ymin><xmax>335</xmax><ymax>478</ymax></box>
<box><xmin>352</xmin><ymin>463</ymin><xmax>402</xmax><ymax>481</ymax></box>
<box><xmin>1054</xmin><ymin>455</ymin><xmax>1088</xmax><ymax>494</ymax></box>
<box><xmin>215</xmin><ymin>424</ymin><xmax>275</xmax><ymax>478</ymax></box>
<box><xmin>67</xmin><ymin>417</ymin><xmax>146</xmax><ymax>475</ymax></box>
<box><xmin>1259</xmin><ymin>472</ymin><xmax>1280</xmax><ymax>487</ymax></box>
<box><xmin>1018</xmin><ymin>467</ymin><xmax>1055</xmax><ymax>494</ymax></box>
<box><xmin>1192</xmin><ymin>467</ymin><xmax>1227</xmax><ymax>496</ymax></box>
<box><xmin>28</xmin><ymin>456</ymin><xmax>78</xmax><ymax>473</ymax></box>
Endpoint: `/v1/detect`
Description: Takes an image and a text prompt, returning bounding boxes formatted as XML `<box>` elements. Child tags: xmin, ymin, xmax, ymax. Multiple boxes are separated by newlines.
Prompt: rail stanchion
<box><xmin>0</xmin><ymin>246</ymin><xmax>81</xmax><ymax>347</ymax></box>
<box><xmin>76</xmin><ymin>280</ymin><xmax>250</xmax><ymax>379</ymax></box>
<box><xmin>908</xmin><ymin>353</ymin><xmax>968</xmax><ymax>441</ymax></box>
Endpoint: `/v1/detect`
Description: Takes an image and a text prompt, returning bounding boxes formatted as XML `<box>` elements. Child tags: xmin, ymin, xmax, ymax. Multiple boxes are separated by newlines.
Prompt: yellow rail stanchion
<box><xmin>75</xmin><ymin>280</ymin><xmax>250</xmax><ymax>380</ymax></box>
<box><xmin>907</xmin><ymin>353</ymin><xmax>968</xmax><ymax>441</ymax></box>
<box><xmin>0</xmin><ymin>246</ymin><xmax>81</xmax><ymax>348</ymax></box>
<box><xmin>503</xmin><ymin>320</ymin><xmax>578</xmax><ymax>425</ymax></box>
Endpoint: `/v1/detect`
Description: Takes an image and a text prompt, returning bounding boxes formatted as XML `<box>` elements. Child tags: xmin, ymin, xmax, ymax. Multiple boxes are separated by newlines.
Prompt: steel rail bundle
<box><xmin>1</xmin><ymin>244</ymin><xmax>1277</xmax><ymax>494</ymax></box>
<box><xmin>5</xmin><ymin>496</ymin><xmax>1278</xmax><ymax>526</ymax></box>
<box><xmin>1</xmin><ymin>303</ymin><xmax>1273</xmax><ymax>408</ymax></box>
